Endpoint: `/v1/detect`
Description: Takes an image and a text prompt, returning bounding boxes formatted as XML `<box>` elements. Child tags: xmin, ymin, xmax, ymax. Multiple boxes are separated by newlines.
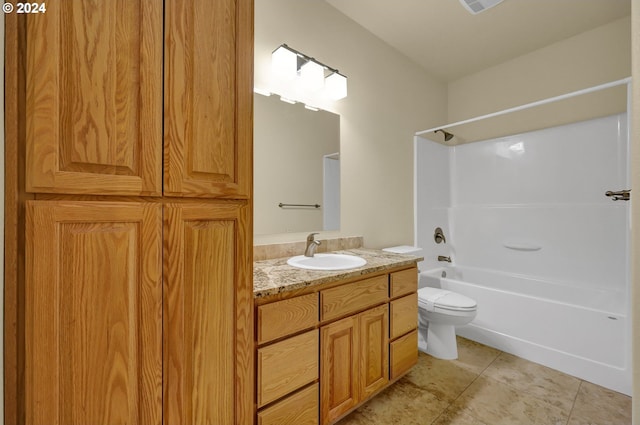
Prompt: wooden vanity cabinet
<box><xmin>255</xmin><ymin>266</ymin><xmax>418</xmax><ymax>425</ymax></box>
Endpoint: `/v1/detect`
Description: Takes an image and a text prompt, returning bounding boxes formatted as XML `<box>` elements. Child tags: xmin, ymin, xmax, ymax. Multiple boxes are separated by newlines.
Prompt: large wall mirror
<box><xmin>254</xmin><ymin>93</ymin><xmax>341</xmax><ymax>235</ymax></box>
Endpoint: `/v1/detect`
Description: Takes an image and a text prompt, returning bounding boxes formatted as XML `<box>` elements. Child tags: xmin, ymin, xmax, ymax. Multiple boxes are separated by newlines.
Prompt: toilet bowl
<box><xmin>417</xmin><ymin>287</ymin><xmax>477</xmax><ymax>360</ymax></box>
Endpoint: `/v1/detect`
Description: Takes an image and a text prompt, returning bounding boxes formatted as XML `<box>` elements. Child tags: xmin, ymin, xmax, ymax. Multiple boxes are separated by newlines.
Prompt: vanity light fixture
<box><xmin>271</xmin><ymin>44</ymin><xmax>348</xmax><ymax>100</ymax></box>
<box><xmin>300</xmin><ymin>60</ymin><xmax>325</xmax><ymax>91</ymax></box>
<box><xmin>325</xmin><ymin>71</ymin><xmax>348</xmax><ymax>100</ymax></box>
<box><xmin>271</xmin><ymin>45</ymin><xmax>298</xmax><ymax>80</ymax></box>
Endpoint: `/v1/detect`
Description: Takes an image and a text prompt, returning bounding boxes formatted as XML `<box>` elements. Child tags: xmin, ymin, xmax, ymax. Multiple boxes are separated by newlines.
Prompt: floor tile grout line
<box><xmin>565</xmin><ymin>380</ymin><xmax>583</xmax><ymax>425</ymax></box>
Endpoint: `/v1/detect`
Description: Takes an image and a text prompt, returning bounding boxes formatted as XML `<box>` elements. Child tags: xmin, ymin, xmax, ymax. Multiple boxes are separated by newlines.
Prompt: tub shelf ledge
<box><xmin>502</xmin><ymin>242</ymin><xmax>541</xmax><ymax>251</ymax></box>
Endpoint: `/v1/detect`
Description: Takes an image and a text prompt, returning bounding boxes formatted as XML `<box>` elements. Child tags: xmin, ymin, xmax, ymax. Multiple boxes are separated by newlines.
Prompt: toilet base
<box><xmin>425</xmin><ymin>323</ymin><xmax>458</xmax><ymax>360</ymax></box>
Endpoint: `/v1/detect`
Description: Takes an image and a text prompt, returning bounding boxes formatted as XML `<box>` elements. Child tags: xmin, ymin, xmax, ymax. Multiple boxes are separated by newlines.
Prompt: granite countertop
<box><xmin>254</xmin><ymin>248</ymin><xmax>424</xmax><ymax>298</ymax></box>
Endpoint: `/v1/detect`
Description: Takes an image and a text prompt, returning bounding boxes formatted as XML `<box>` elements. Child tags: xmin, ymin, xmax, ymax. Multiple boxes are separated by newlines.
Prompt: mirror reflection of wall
<box><xmin>254</xmin><ymin>93</ymin><xmax>340</xmax><ymax>235</ymax></box>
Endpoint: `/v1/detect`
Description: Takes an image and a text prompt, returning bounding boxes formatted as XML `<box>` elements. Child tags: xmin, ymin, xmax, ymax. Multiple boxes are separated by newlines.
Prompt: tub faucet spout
<box><xmin>438</xmin><ymin>255</ymin><xmax>452</xmax><ymax>263</ymax></box>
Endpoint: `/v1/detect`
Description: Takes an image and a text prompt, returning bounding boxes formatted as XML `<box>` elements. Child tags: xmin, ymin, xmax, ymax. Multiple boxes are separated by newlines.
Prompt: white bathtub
<box><xmin>420</xmin><ymin>266</ymin><xmax>631</xmax><ymax>395</ymax></box>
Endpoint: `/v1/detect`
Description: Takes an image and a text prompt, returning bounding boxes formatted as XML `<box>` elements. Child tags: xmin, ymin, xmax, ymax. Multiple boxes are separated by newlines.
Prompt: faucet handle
<box><xmin>306</xmin><ymin>232</ymin><xmax>320</xmax><ymax>242</ymax></box>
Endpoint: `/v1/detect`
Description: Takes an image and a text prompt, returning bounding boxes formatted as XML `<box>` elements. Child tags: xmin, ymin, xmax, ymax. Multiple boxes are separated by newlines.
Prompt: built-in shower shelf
<box><xmin>503</xmin><ymin>243</ymin><xmax>541</xmax><ymax>252</ymax></box>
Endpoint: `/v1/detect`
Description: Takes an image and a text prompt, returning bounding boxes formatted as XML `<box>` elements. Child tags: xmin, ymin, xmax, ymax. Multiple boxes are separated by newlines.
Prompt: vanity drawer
<box><xmin>257</xmin><ymin>330</ymin><xmax>319</xmax><ymax>407</ymax></box>
<box><xmin>257</xmin><ymin>384</ymin><xmax>319</xmax><ymax>425</ymax></box>
<box><xmin>390</xmin><ymin>293</ymin><xmax>418</xmax><ymax>339</ymax></box>
<box><xmin>390</xmin><ymin>268</ymin><xmax>417</xmax><ymax>298</ymax></box>
<box><xmin>321</xmin><ymin>275</ymin><xmax>389</xmax><ymax>322</ymax></box>
<box><xmin>258</xmin><ymin>293</ymin><xmax>319</xmax><ymax>344</ymax></box>
<box><xmin>390</xmin><ymin>329</ymin><xmax>418</xmax><ymax>379</ymax></box>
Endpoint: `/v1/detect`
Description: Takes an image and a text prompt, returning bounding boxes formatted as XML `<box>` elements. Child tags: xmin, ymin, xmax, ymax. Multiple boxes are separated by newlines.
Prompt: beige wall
<box><xmin>254</xmin><ymin>0</ymin><xmax>448</xmax><ymax>248</ymax></box>
<box><xmin>448</xmin><ymin>16</ymin><xmax>631</xmax><ymax>125</ymax></box>
<box><xmin>631</xmin><ymin>1</ymin><xmax>639</xmax><ymax>422</ymax></box>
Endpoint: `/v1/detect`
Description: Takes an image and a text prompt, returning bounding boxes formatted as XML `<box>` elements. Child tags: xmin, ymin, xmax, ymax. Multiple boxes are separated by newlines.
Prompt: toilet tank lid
<box><xmin>382</xmin><ymin>245</ymin><xmax>423</xmax><ymax>255</ymax></box>
<box><xmin>418</xmin><ymin>287</ymin><xmax>477</xmax><ymax>310</ymax></box>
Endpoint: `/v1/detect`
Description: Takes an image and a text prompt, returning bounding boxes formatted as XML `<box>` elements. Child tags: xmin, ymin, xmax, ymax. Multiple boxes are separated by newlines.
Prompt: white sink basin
<box><xmin>287</xmin><ymin>253</ymin><xmax>367</xmax><ymax>271</ymax></box>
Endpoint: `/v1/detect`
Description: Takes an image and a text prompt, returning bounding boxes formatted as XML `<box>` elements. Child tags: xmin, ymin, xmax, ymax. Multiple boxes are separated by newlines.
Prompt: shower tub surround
<box><xmin>414</xmin><ymin>113</ymin><xmax>630</xmax><ymax>395</ymax></box>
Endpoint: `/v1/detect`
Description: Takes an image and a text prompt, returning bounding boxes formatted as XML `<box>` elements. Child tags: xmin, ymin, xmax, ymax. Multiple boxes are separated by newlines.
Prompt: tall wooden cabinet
<box><xmin>5</xmin><ymin>1</ymin><xmax>254</xmax><ymax>424</ymax></box>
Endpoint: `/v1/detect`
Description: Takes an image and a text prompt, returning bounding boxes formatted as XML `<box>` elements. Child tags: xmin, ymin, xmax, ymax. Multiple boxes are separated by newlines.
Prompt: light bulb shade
<box><xmin>300</xmin><ymin>60</ymin><xmax>325</xmax><ymax>91</ymax></box>
<box><xmin>325</xmin><ymin>72</ymin><xmax>347</xmax><ymax>100</ymax></box>
<box><xmin>272</xmin><ymin>46</ymin><xmax>298</xmax><ymax>80</ymax></box>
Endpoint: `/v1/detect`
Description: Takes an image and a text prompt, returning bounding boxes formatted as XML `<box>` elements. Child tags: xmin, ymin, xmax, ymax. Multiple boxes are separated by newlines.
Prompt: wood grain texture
<box><xmin>390</xmin><ymin>330</ymin><xmax>418</xmax><ymax>380</ymax></box>
<box><xmin>163</xmin><ymin>202</ymin><xmax>253</xmax><ymax>425</ymax></box>
<box><xmin>321</xmin><ymin>316</ymin><xmax>358</xmax><ymax>425</ymax></box>
<box><xmin>25</xmin><ymin>0</ymin><xmax>163</xmax><ymax>196</ymax></box>
<box><xmin>257</xmin><ymin>330</ymin><xmax>319</xmax><ymax>407</ymax></box>
<box><xmin>257</xmin><ymin>384</ymin><xmax>319</xmax><ymax>425</ymax></box>
<box><xmin>257</xmin><ymin>293</ymin><xmax>319</xmax><ymax>345</ymax></box>
<box><xmin>390</xmin><ymin>293</ymin><xmax>418</xmax><ymax>340</ymax></box>
<box><xmin>321</xmin><ymin>275</ymin><xmax>389</xmax><ymax>322</ymax></box>
<box><xmin>390</xmin><ymin>267</ymin><xmax>418</xmax><ymax>299</ymax></box>
<box><xmin>4</xmin><ymin>12</ymin><xmax>30</xmax><ymax>425</ymax></box>
<box><xmin>164</xmin><ymin>0</ymin><xmax>253</xmax><ymax>198</ymax></box>
<box><xmin>358</xmin><ymin>305</ymin><xmax>389</xmax><ymax>400</ymax></box>
<box><xmin>25</xmin><ymin>201</ymin><xmax>163</xmax><ymax>425</ymax></box>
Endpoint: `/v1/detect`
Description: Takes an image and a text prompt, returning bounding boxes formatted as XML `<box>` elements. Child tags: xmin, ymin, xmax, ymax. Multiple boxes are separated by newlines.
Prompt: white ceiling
<box><xmin>324</xmin><ymin>0</ymin><xmax>631</xmax><ymax>82</ymax></box>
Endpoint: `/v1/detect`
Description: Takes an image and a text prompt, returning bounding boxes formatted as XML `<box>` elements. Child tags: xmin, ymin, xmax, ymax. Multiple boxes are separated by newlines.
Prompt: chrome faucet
<box><xmin>437</xmin><ymin>255</ymin><xmax>452</xmax><ymax>263</ymax></box>
<box><xmin>304</xmin><ymin>233</ymin><xmax>321</xmax><ymax>257</ymax></box>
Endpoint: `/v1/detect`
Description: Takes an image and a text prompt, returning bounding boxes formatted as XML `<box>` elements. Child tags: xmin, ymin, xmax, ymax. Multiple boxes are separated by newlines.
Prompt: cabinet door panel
<box><xmin>26</xmin><ymin>1</ymin><xmax>162</xmax><ymax>196</ymax></box>
<box><xmin>164</xmin><ymin>0</ymin><xmax>253</xmax><ymax>198</ymax></box>
<box><xmin>164</xmin><ymin>202</ymin><xmax>253</xmax><ymax>425</ymax></box>
<box><xmin>321</xmin><ymin>316</ymin><xmax>358</xmax><ymax>425</ymax></box>
<box><xmin>25</xmin><ymin>201</ymin><xmax>162</xmax><ymax>425</ymax></box>
<box><xmin>359</xmin><ymin>305</ymin><xmax>389</xmax><ymax>399</ymax></box>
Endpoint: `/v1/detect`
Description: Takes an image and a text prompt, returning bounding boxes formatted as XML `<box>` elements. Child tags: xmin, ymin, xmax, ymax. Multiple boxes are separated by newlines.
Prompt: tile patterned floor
<box><xmin>337</xmin><ymin>337</ymin><xmax>632</xmax><ymax>425</ymax></box>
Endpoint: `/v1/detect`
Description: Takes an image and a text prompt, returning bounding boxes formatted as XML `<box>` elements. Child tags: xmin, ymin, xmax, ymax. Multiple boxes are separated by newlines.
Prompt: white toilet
<box><xmin>381</xmin><ymin>245</ymin><xmax>477</xmax><ymax>360</ymax></box>
<box><xmin>417</xmin><ymin>287</ymin><xmax>477</xmax><ymax>359</ymax></box>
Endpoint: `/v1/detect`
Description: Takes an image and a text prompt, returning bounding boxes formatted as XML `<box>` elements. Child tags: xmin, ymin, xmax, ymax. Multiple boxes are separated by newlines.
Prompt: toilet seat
<box><xmin>418</xmin><ymin>287</ymin><xmax>477</xmax><ymax>312</ymax></box>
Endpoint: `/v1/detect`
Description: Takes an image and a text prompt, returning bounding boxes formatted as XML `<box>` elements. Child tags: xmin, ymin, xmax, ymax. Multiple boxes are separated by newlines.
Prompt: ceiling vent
<box><xmin>459</xmin><ymin>0</ymin><xmax>504</xmax><ymax>14</ymax></box>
